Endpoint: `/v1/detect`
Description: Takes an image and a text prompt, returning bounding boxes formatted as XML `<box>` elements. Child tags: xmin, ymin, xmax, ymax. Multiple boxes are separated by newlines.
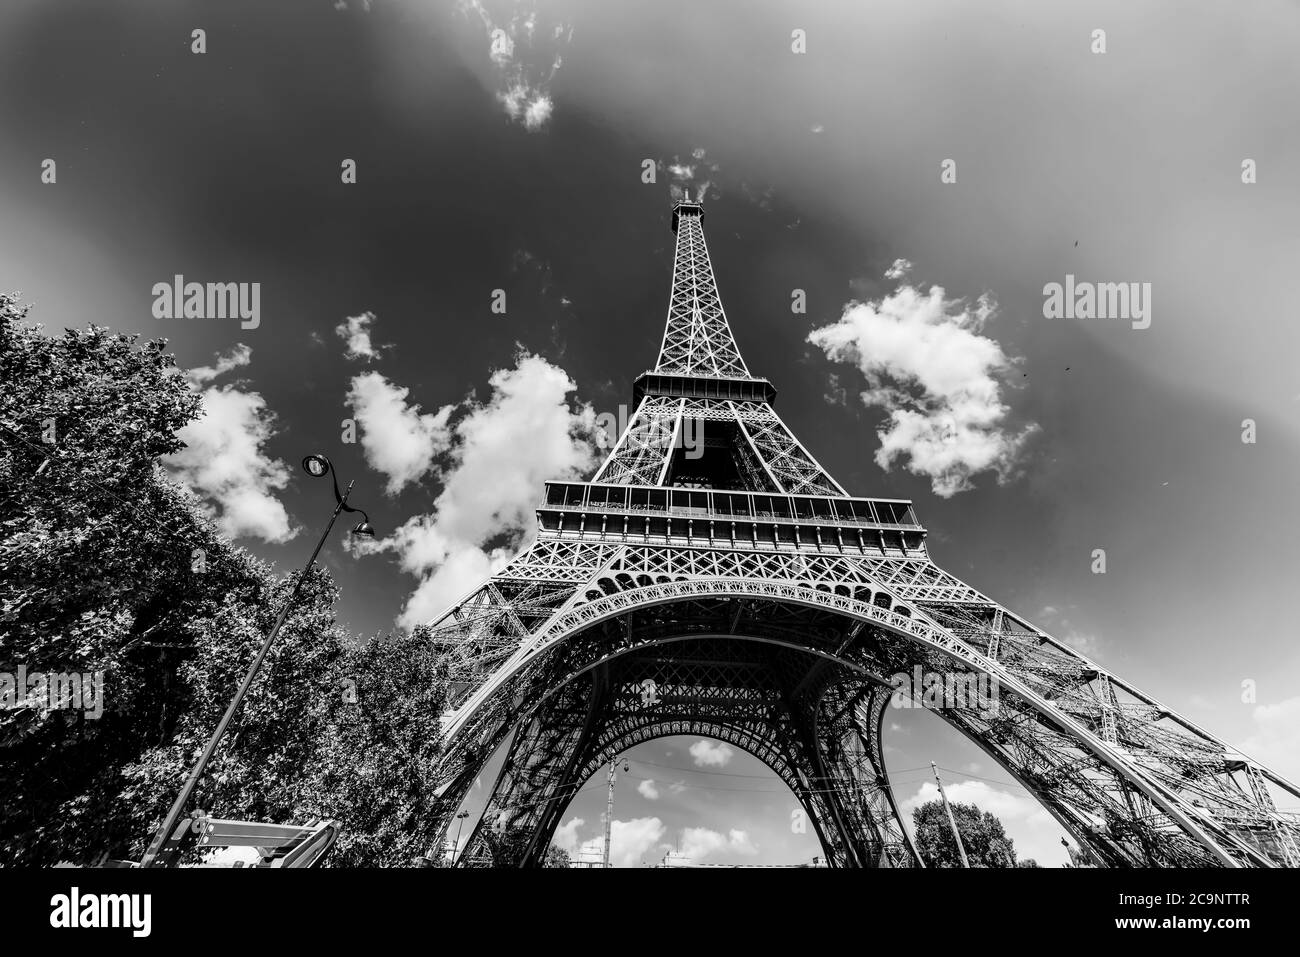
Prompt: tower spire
<box><xmin>654</xmin><ymin>196</ymin><xmax>750</xmax><ymax>379</ymax></box>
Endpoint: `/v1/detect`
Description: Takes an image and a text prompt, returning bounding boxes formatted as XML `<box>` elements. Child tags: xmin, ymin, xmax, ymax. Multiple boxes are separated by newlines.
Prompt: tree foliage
<box><xmin>0</xmin><ymin>295</ymin><xmax>450</xmax><ymax>866</ymax></box>
<box><xmin>543</xmin><ymin>845</ymin><xmax>571</xmax><ymax>868</ymax></box>
<box><xmin>912</xmin><ymin>799</ymin><xmax>1018</xmax><ymax>868</ymax></box>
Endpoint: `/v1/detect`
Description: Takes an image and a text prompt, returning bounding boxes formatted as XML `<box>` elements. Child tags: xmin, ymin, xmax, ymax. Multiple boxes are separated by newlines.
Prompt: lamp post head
<box><xmin>302</xmin><ymin>454</ymin><xmax>331</xmax><ymax>478</ymax></box>
<box><xmin>304</xmin><ymin>451</ymin><xmax>373</xmax><ymax>531</ymax></box>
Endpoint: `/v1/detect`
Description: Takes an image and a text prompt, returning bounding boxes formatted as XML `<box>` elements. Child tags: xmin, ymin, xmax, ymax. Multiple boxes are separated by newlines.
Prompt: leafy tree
<box><xmin>1</xmin><ymin>294</ymin><xmax>264</xmax><ymax>863</ymax></box>
<box><xmin>302</xmin><ymin>627</ymin><xmax>453</xmax><ymax>867</ymax></box>
<box><xmin>544</xmin><ymin>844</ymin><xmax>571</xmax><ymax>868</ymax></box>
<box><xmin>0</xmin><ymin>295</ymin><xmax>450</xmax><ymax>866</ymax></box>
<box><xmin>1017</xmin><ymin>858</ymin><xmax>1040</xmax><ymax>868</ymax></box>
<box><xmin>912</xmin><ymin>799</ymin><xmax>1018</xmax><ymax>868</ymax></box>
<box><xmin>113</xmin><ymin>566</ymin><xmax>356</xmax><ymax>862</ymax></box>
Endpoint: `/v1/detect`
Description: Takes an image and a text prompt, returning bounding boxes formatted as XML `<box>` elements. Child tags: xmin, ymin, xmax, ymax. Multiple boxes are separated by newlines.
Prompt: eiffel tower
<box><xmin>425</xmin><ymin>195</ymin><xmax>1300</xmax><ymax>868</ymax></box>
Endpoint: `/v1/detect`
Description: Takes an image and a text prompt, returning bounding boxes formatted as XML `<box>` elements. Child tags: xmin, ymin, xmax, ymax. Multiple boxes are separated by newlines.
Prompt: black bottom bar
<box><xmin>2</xmin><ymin>866</ymin><xmax>1281</xmax><ymax>942</ymax></box>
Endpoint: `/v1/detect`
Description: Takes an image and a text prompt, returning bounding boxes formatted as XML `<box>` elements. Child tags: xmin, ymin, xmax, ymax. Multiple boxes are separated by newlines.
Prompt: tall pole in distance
<box><xmin>932</xmin><ymin>762</ymin><xmax>971</xmax><ymax>868</ymax></box>
<box><xmin>140</xmin><ymin>455</ymin><xmax>373</xmax><ymax>867</ymax></box>
<box><xmin>603</xmin><ymin>756</ymin><xmax>629</xmax><ymax>868</ymax></box>
<box><xmin>452</xmin><ymin>810</ymin><xmax>470</xmax><ymax>865</ymax></box>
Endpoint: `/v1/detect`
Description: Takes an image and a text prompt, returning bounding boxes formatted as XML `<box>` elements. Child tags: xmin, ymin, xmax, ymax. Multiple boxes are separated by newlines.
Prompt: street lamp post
<box><xmin>602</xmin><ymin>756</ymin><xmax>630</xmax><ymax>869</ymax></box>
<box><xmin>140</xmin><ymin>454</ymin><xmax>373</xmax><ymax>867</ymax></box>
<box><xmin>451</xmin><ymin>809</ymin><xmax>470</xmax><ymax>865</ymax></box>
<box><xmin>931</xmin><ymin>762</ymin><xmax>971</xmax><ymax>869</ymax></box>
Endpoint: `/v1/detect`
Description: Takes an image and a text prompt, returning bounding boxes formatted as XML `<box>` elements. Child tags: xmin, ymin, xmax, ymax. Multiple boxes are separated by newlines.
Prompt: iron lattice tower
<box><xmin>424</xmin><ymin>197</ymin><xmax>1300</xmax><ymax>868</ymax></box>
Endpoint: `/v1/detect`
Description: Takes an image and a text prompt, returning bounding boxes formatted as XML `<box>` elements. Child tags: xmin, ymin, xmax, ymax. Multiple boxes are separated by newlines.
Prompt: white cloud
<box><xmin>521</xmin><ymin>94</ymin><xmax>553</xmax><ymax>132</ymax></box>
<box><xmin>165</xmin><ymin>346</ymin><xmax>296</xmax><ymax>544</ymax></box>
<box><xmin>665</xmin><ymin>148</ymin><xmax>720</xmax><ymax>203</ymax></box>
<box><xmin>902</xmin><ymin>779</ymin><xmax>1053</xmax><ymax>826</ymax></box>
<box><xmin>637</xmin><ymin>779</ymin><xmax>660</xmax><ymax>800</ymax></box>
<box><xmin>575</xmin><ymin>817</ymin><xmax>665</xmax><ymax>868</ymax></box>
<box><xmin>884</xmin><ymin>258</ymin><xmax>912</xmax><ymax>280</ymax></box>
<box><xmin>187</xmin><ymin>343</ymin><xmax>251</xmax><ymax>385</ymax></box>
<box><xmin>345</xmin><ymin>371</ymin><xmax>454</xmax><ymax>496</ymax></box>
<box><xmin>409</xmin><ymin>353</ymin><xmax>596</xmax><ymax>545</ymax></box>
<box><xmin>679</xmin><ymin>826</ymin><xmax>758</xmax><ymax>861</ymax></box>
<box><xmin>390</xmin><ymin>541</ymin><xmax>513</xmax><ymax>632</ymax></box>
<box><xmin>460</xmin><ymin>1</ymin><xmax>572</xmax><ymax>131</ymax></box>
<box><xmin>689</xmin><ymin>739</ymin><xmax>735</xmax><ymax>767</ymax></box>
<box><xmin>1240</xmin><ymin>696</ymin><xmax>1300</xmax><ymax>783</ymax></box>
<box><xmin>552</xmin><ymin>816</ymin><xmax>584</xmax><ymax>854</ymax></box>
<box><xmin>808</xmin><ymin>266</ymin><xmax>1037</xmax><ymax>497</ymax></box>
<box><xmin>359</xmin><ymin>353</ymin><xmax>600</xmax><ymax>628</ymax></box>
<box><xmin>335</xmin><ymin>311</ymin><xmax>387</xmax><ymax>362</ymax></box>
<box><xmin>498</xmin><ymin>85</ymin><xmax>554</xmax><ymax>131</ymax></box>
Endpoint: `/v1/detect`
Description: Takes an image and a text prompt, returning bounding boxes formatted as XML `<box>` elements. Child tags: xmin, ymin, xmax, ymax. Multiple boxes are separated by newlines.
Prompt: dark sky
<box><xmin>3</xmin><ymin>0</ymin><xmax>1297</xmax><ymax>865</ymax></box>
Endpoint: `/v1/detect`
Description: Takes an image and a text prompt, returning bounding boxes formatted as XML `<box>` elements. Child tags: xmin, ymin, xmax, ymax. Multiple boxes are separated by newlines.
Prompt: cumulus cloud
<box><xmin>689</xmin><ymin>739</ymin><xmax>735</xmax><ymax>767</ymax></box>
<box><xmin>552</xmin><ymin>816</ymin><xmax>585</xmax><ymax>854</ymax></box>
<box><xmin>345</xmin><ymin>371</ymin><xmax>454</xmax><ymax>496</ymax></box>
<box><xmin>902</xmin><ymin>779</ymin><xmax>1053</xmax><ymax>827</ymax></box>
<box><xmin>359</xmin><ymin>352</ymin><xmax>600</xmax><ymax>628</ymax></box>
<box><xmin>884</xmin><ymin>258</ymin><xmax>913</xmax><ymax>281</ymax></box>
<box><xmin>638</xmin><ymin>779</ymin><xmax>660</xmax><ymax>800</ymax></box>
<box><xmin>335</xmin><ymin>311</ymin><xmax>387</xmax><ymax>362</ymax></box>
<box><xmin>573</xmin><ymin>817</ymin><xmax>666</xmax><ymax>868</ymax></box>
<box><xmin>164</xmin><ymin>346</ymin><xmax>296</xmax><ymax>544</ymax></box>
<box><xmin>460</xmin><ymin>1</ymin><xmax>572</xmax><ymax>132</ymax></box>
<box><xmin>679</xmin><ymin>826</ymin><xmax>758</xmax><ymax>861</ymax></box>
<box><xmin>808</xmin><ymin>262</ymin><xmax>1037</xmax><ymax>497</ymax></box>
